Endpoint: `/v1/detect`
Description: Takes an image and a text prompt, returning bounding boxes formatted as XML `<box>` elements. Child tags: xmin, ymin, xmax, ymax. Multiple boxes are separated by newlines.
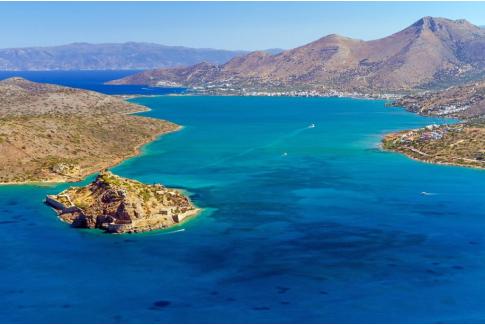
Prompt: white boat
<box><xmin>308</xmin><ymin>123</ymin><xmax>316</xmax><ymax>128</ymax></box>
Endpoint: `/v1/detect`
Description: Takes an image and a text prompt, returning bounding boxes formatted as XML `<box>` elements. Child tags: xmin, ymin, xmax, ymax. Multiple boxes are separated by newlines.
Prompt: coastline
<box><xmin>380</xmin><ymin>101</ymin><xmax>480</xmax><ymax>170</ymax></box>
<box><xmin>0</xmin><ymin>102</ymin><xmax>182</xmax><ymax>186</ymax></box>
<box><xmin>147</xmin><ymin>87</ymin><xmax>402</xmax><ymax>101</ymax></box>
<box><xmin>128</xmin><ymin>92</ymin><xmax>479</xmax><ymax>171</ymax></box>
<box><xmin>45</xmin><ymin>170</ymin><xmax>203</xmax><ymax>234</ymax></box>
<box><xmin>49</xmin><ymin>198</ymin><xmax>203</xmax><ymax>233</ymax></box>
<box><xmin>1</xmin><ymin>91</ymin><xmax>204</xmax><ymax>231</ymax></box>
<box><xmin>381</xmin><ymin>145</ymin><xmax>485</xmax><ymax>170</ymax></box>
<box><xmin>121</xmin><ymin>105</ymin><xmax>151</xmax><ymax>115</ymax></box>
<box><xmin>0</xmin><ymin>125</ymin><xmax>182</xmax><ymax>186</ymax></box>
<box><xmin>381</xmin><ymin>144</ymin><xmax>485</xmax><ymax>171</ymax></box>
<box><xmin>380</xmin><ymin>120</ymin><xmax>485</xmax><ymax>171</ymax></box>
<box><xmin>0</xmin><ymin>86</ymin><xmax>205</xmax><ymax>233</ymax></box>
<box><xmin>3</xmin><ymin>91</ymin><xmax>481</xmax><ymax>185</ymax></box>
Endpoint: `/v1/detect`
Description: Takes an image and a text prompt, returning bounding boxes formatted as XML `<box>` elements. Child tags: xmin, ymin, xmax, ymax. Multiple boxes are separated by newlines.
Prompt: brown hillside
<box><xmin>0</xmin><ymin>78</ymin><xmax>178</xmax><ymax>184</ymax></box>
<box><xmin>109</xmin><ymin>17</ymin><xmax>485</xmax><ymax>93</ymax></box>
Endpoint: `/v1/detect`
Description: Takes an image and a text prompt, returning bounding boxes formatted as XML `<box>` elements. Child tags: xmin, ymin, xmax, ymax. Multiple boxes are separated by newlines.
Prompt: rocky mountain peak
<box><xmin>191</xmin><ymin>61</ymin><xmax>217</xmax><ymax>69</ymax></box>
<box><xmin>416</xmin><ymin>16</ymin><xmax>444</xmax><ymax>32</ymax></box>
<box><xmin>411</xmin><ymin>16</ymin><xmax>481</xmax><ymax>35</ymax></box>
<box><xmin>109</xmin><ymin>16</ymin><xmax>485</xmax><ymax>93</ymax></box>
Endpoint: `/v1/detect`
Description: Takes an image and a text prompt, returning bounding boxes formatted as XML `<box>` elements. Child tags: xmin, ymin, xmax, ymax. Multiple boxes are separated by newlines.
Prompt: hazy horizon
<box><xmin>1</xmin><ymin>2</ymin><xmax>485</xmax><ymax>51</ymax></box>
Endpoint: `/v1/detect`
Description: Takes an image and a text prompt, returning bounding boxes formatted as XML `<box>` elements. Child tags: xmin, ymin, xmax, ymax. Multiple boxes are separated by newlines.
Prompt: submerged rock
<box><xmin>45</xmin><ymin>171</ymin><xmax>199</xmax><ymax>233</ymax></box>
<box><xmin>151</xmin><ymin>300</ymin><xmax>171</xmax><ymax>309</ymax></box>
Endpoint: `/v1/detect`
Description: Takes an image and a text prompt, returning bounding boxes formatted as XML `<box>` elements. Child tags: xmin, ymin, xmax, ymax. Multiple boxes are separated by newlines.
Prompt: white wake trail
<box><xmin>202</xmin><ymin>125</ymin><xmax>311</xmax><ymax>168</ymax></box>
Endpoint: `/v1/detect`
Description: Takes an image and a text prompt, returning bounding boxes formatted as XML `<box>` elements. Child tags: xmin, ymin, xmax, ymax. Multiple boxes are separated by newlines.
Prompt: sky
<box><xmin>1</xmin><ymin>1</ymin><xmax>484</xmax><ymax>51</ymax></box>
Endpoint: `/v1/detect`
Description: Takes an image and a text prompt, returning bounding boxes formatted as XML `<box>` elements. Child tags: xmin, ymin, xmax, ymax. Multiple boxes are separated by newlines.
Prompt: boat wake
<box><xmin>202</xmin><ymin>125</ymin><xmax>313</xmax><ymax>168</ymax></box>
<box><xmin>165</xmin><ymin>228</ymin><xmax>186</xmax><ymax>234</ymax></box>
<box><xmin>421</xmin><ymin>192</ymin><xmax>437</xmax><ymax>196</ymax></box>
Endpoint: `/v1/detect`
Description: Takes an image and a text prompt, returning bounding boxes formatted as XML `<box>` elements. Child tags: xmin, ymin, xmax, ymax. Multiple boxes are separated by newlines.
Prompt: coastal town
<box><xmin>394</xmin><ymin>124</ymin><xmax>464</xmax><ymax>142</ymax></box>
<box><xmin>191</xmin><ymin>84</ymin><xmax>402</xmax><ymax>99</ymax></box>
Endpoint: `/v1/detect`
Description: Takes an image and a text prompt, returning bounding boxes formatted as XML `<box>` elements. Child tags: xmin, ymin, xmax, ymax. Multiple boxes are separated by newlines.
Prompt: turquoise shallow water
<box><xmin>1</xmin><ymin>96</ymin><xmax>485</xmax><ymax>323</ymax></box>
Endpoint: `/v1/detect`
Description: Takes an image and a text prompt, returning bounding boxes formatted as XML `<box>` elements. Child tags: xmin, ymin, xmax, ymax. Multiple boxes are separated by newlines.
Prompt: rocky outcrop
<box><xmin>46</xmin><ymin>171</ymin><xmax>199</xmax><ymax>233</ymax></box>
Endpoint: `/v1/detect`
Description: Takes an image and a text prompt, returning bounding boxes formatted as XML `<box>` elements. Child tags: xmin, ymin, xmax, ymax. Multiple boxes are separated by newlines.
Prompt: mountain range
<box><xmin>0</xmin><ymin>42</ymin><xmax>249</xmax><ymax>71</ymax></box>
<box><xmin>109</xmin><ymin>17</ymin><xmax>485</xmax><ymax>93</ymax></box>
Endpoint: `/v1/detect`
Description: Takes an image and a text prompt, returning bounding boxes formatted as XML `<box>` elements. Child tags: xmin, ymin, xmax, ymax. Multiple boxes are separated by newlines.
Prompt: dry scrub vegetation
<box><xmin>0</xmin><ymin>77</ymin><xmax>178</xmax><ymax>183</ymax></box>
<box><xmin>383</xmin><ymin>122</ymin><xmax>485</xmax><ymax>169</ymax></box>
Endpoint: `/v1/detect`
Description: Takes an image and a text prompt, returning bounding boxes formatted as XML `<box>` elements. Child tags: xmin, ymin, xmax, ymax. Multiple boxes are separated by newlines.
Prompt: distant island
<box><xmin>46</xmin><ymin>171</ymin><xmax>199</xmax><ymax>233</ymax></box>
<box><xmin>0</xmin><ymin>42</ymin><xmax>248</xmax><ymax>71</ymax></box>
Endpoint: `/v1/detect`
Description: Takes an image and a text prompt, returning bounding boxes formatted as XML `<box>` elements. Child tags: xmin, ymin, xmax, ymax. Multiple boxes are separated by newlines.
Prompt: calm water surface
<box><xmin>1</xmin><ymin>96</ymin><xmax>485</xmax><ymax>323</ymax></box>
<box><xmin>0</xmin><ymin>70</ymin><xmax>185</xmax><ymax>95</ymax></box>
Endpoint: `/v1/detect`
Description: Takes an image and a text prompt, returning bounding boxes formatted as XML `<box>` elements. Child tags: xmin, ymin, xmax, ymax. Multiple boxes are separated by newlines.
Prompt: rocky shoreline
<box><xmin>389</xmin><ymin>80</ymin><xmax>485</xmax><ymax>119</ymax></box>
<box><xmin>0</xmin><ymin>77</ymin><xmax>180</xmax><ymax>185</ymax></box>
<box><xmin>46</xmin><ymin>171</ymin><xmax>200</xmax><ymax>234</ymax></box>
<box><xmin>0</xmin><ymin>77</ymin><xmax>200</xmax><ymax>234</ymax></box>
<box><xmin>382</xmin><ymin>122</ymin><xmax>485</xmax><ymax>170</ymax></box>
<box><xmin>382</xmin><ymin>80</ymin><xmax>485</xmax><ymax>170</ymax></box>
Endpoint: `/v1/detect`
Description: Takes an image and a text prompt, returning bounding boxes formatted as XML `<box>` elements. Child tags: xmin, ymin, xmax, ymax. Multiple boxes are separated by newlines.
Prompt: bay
<box><xmin>1</xmin><ymin>95</ymin><xmax>485</xmax><ymax>323</ymax></box>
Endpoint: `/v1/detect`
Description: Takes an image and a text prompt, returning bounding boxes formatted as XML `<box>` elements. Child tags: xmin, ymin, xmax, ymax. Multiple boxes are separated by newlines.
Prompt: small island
<box><xmin>46</xmin><ymin>171</ymin><xmax>199</xmax><ymax>233</ymax></box>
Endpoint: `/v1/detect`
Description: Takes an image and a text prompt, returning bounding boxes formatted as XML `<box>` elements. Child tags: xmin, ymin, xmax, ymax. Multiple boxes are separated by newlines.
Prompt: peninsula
<box><xmin>382</xmin><ymin>122</ymin><xmax>485</xmax><ymax>169</ymax></box>
<box><xmin>384</xmin><ymin>80</ymin><xmax>485</xmax><ymax>169</ymax></box>
<box><xmin>46</xmin><ymin>171</ymin><xmax>199</xmax><ymax>233</ymax></box>
<box><xmin>0</xmin><ymin>77</ymin><xmax>178</xmax><ymax>184</ymax></box>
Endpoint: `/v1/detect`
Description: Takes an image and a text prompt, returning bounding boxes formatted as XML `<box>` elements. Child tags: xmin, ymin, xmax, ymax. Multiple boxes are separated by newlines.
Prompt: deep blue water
<box><xmin>1</xmin><ymin>95</ymin><xmax>485</xmax><ymax>323</ymax></box>
<box><xmin>0</xmin><ymin>70</ymin><xmax>185</xmax><ymax>95</ymax></box>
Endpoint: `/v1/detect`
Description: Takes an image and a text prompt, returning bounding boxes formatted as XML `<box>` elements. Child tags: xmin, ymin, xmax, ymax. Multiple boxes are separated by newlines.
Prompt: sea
<box><xmin>0</xmin><ymin>72</ymin><xmax>485</xmax><ymax>323</ymax></box>
<box><xmin>0</xmin><ymin>70</ymin><xmax>186</xmax><ymax>95</ymax></box>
